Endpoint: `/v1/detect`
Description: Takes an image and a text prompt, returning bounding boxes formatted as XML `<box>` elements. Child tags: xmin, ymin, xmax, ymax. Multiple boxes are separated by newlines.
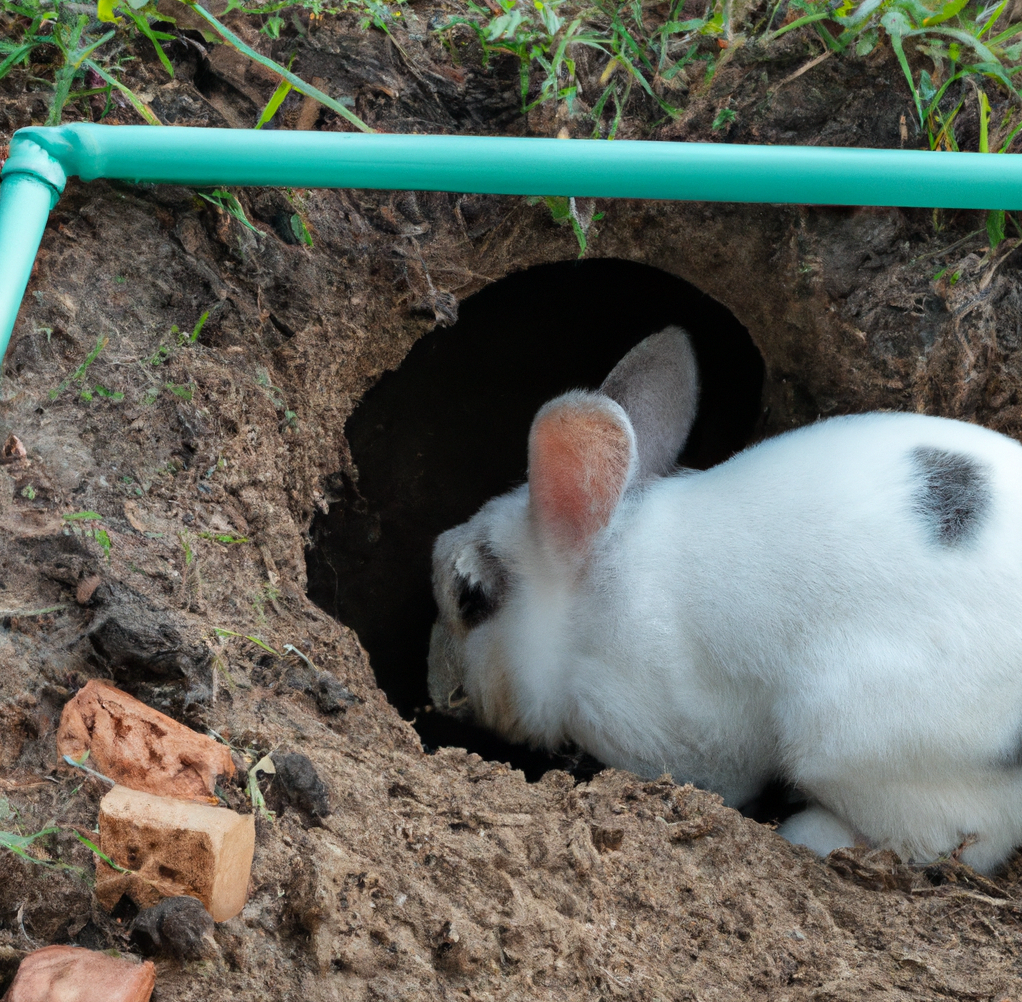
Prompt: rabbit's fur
<box><xmin>428</xmin><ymin>326</ymin><xmax>1022</xmax><ymax>873</ymax></box>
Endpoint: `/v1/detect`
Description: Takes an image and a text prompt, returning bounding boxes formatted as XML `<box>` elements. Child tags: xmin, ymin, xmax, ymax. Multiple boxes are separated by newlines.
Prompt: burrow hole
<box><xmin>307</xmin><ymin>259</ymin><xmax>766</xmax><ymax>781</ymax></box>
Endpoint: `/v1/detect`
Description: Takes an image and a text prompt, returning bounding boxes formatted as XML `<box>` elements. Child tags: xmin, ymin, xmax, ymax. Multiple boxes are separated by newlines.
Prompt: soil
<box><xmin>2</xmin><ymin>4</ymin><xmax>1022</xmax><ymax>999</ymax></box>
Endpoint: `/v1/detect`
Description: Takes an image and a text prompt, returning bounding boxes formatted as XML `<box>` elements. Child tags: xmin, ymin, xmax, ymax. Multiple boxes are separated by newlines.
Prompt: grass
<box><xmin>1</xmin><ymin>0</ymin><xmax>375</xmax><ymax>129</ymax></box>
<box><xmin>49</xmin><ymin>335</ymin><xmax>123</xmax><ymax>402</ymax></box>
<box><xmin>0</xmin><ymin>803</ymin><xmax>131</xmax><ymax>880</ymax></box>
<box><xmin>436</xmin><ymin>0</ymin><xmax>722</xmax><ymax>136</ymax></box>
<box><xmin>769</xmin><ymin>0</ymin><xmax>1022</xmax><ymax>153</ymax></box>
<box><xmin>7</xmin><ymin>0</ymin><xmax>1022</xmax><ymax>255</ymax></box>
<box><xmin>6</xmin><ymin>0</ymin><xmax>1022</xmax><ymax>149</ymax></box>
<box><xmin>63</xmin><ymin>510</ymin><xmax>113</xmax><ymax>559</ymax></box>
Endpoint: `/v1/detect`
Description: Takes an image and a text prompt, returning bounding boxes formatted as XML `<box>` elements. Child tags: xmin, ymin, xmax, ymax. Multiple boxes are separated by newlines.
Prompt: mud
<box><xmin>2</xmin><ymin>3</ymin><xmax>1022</xmax><ymax>999</ymax></box>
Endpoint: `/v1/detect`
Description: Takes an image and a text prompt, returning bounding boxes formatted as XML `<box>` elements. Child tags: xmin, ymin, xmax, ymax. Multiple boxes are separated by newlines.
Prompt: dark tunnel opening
<box><xmin>306</xmin><ymin>258</ymin><xmax>767</xmax><ymax>782</ymax></box>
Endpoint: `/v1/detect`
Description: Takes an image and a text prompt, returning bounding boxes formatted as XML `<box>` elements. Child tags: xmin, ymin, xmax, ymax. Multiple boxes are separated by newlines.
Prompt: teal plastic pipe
<box><xmin>11</xmin><ymin>122</ymin><xmax>1022</xmax><ymax>205</ymax></box>
<box><xmin>0</xmin><ymin>136</ymin><xmax>66</xmax><ymax>366</ymax></box>
<box><xmin>3</xmin><ymin>120</ymin><xmax>1022</xmax><ymax>360</ymax></box>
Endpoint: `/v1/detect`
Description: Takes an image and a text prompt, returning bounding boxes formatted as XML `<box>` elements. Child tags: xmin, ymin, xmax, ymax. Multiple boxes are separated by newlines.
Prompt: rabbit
<box><xmin>427</xmin><ymin>326</ymin><xmax>1022</xmax><ymax>874</ymax></box>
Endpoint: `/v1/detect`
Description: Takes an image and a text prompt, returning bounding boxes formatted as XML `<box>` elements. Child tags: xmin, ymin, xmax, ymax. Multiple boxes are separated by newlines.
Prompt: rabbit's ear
<box><xmin>528</xmin><ymin>392</ymin><xmax>636</xmax><ymax>555</ymax></box>
<box><xmin>600</xmin><ymin>325</ymin><xmax>700</xmax><ymax>480</ymax></box>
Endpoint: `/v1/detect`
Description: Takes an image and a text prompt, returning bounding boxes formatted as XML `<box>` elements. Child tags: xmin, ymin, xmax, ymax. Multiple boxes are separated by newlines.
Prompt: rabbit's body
<box><xmin>428</xmin><ymin>329</ymin><xmax>1022</xmax><ymax>872</ymax></box>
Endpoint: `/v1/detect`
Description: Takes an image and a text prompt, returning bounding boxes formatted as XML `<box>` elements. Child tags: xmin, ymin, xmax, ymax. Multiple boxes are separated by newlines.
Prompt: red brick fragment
<box><xmin>1</xmin><ymin>944</ymin><xmax>155</xmax><ymax>1002</ymax></box>
<box><xmin>56</xmin><ymin>679</ymin><xmax>234</xmax><ymax>802</ymax></box>
<box><xmin>96</xmin><ymin>785</ymin><xmax>255</xmax><ymax>922</ymax></box>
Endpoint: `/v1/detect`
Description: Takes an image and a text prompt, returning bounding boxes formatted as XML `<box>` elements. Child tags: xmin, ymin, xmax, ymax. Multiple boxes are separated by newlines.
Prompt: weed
<box><xmin>141</xmin><ymin>312</ymin><xmax>208</xmax><ymax>403</ymax></box>
<box><xmin>20</xmin><ymin>484</ymin><xmax>36</xmax><ymax>500</ymax></box>
<box><xmin>187</xmin><ymin>1</ymin><xmax>372</xmax><ymax>131</ymax></box>
<box><xmin>254</xmin><ymin>367</ymin><xmax>300</xmax><ymax>428</ymax></box>
<box><xmin>0</xmin><ymin>821</ymin><xmax>129</xmax><ymax>878</ymax></box>
<box><xmin>198</xmin><ymin>188</ymin><xmax>261</xmax><ymax>233</ymax></box>
<box><xmin>164</xmin><ymin>381</ymin><xmax>195</xmax><ymax>401</ymax></box>
<box><xmin>2</xmin><ymin>0</ymin><xmax>372</xmax><ymax>129</ymax></box>
<box><xmin>290</xmin><ymin>212</ymin><xmax>314</xmax><ymax>247</ymax></box>
<box><xmin>213</xmin><ymin>626</ymin><xmax>280</xmax><ymax>655</ymax></box>
<box><xmin>50</xmin><ymin>335</ymin><xmax>122</xmax><ymax>402</ymax></box>
<box><xmin>769</xmin><ymin>0</ymin><xmax>1022</xmax><ymax>149</ymax></box>
<box><xmin>198</xmin><ymin>531</ymin><xmax>250</xmax><ymax>543</ymax></box>
<box><xmin>435</xmin><ymin>0</ymin><xmax>724</xmax><ymax>130</ymax></box>
<box><xmin>63</xmin><ymin>511</ymin><xmax>112</xmax><ymax>560</ymax></box>
<box><xmin>180</xmin><ymin>532</ymin><xmax>195</xmax><ymax>568</ymax></box>
<box><xmin>0</xmin><ymin>826</ymin><xmax>64</xmax><ymax>868</ymax></box>
<box><xmin>255</xmin><ymin>73</ymin><xmax>294</xmax><ymax>129</ymax></box>
<box><xmin>1</xmin><ymin>0</ymin><xmax>159</xmax><ymax>124</ymax></box>
<box><xmin>712</xmin><ymin>106</ymin><xmax>737</xmax><ymax>130</ymax></box>
<box><xmin>528</xmin><ymin>194</ymin><xmax>603</xmax><ymax>255</ymax></box>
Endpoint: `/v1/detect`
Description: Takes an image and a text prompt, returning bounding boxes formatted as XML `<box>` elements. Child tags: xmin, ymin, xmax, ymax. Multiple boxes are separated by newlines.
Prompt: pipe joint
<box><xmin>2</xmin><ymin>135</ymin><xmax>68</xmax><ymax>210</ymax></box>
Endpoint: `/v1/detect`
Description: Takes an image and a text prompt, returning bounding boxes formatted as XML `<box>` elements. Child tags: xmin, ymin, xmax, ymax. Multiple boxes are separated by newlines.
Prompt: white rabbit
<box><xmin>427</xmin><ymin>326</ymin><xmax>1022</xmax><ymax>873</ymax></box>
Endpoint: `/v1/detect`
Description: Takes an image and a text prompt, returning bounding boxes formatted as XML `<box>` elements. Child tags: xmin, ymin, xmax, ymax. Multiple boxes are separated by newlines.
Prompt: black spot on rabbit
<box><xmin>449</xmin><ymin>543</ymin><xmax>509</xmax><ymax>628</ymax></box>
<box><xmin>911</xmin><ymin>447</ymin><xmax>991</xmax><ymax>546</ymax></box>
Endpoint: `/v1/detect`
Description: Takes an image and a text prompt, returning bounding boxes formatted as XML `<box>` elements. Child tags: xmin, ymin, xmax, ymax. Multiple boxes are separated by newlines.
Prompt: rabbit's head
<box><xmin>427</xmin><ymin>326</ymin><xmax>699</xmax><ymax>739</ymax></box>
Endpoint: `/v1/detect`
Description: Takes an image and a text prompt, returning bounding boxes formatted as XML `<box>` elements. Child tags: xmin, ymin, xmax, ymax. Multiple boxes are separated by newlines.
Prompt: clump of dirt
<box><xmin>3</xmin><ymin>4</ymin><xmax>1022</xmax><ymax>1000</ymax></box>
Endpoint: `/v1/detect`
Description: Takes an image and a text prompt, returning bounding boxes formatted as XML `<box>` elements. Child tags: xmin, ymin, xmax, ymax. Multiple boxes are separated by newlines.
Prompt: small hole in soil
<box><xmin>307</xmin><ymin>258</ymin><xmax>765</xmax><ymax>782</ymax></box>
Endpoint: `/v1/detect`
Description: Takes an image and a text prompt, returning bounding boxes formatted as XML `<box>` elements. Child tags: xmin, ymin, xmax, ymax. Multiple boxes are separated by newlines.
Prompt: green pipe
<box><xmin>3</xmin><ymin>121</ymin><xmax>1022</xmax><ymax>360</ymax></box>
<box><xmin>0</xmin><ymin>137</ymin><xmax>66</xmax><ymax>367</ymax></box>
<box><xmin>13</xmin><ymin>122</ymin><xmax>1022</xmax><ymax>206</ymax></box>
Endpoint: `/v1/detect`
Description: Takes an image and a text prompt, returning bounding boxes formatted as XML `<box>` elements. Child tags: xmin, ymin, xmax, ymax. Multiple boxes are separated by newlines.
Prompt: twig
<box><xmin>980</xmin><ymin>236</ymin><xmax>1022</xmax><ymax>289</ymax></box>
<box><xmin>0</xmin><ymin>604</ymin><xmax>68</xmax><ymax>618</ymax></box>
<box><xmin>772</xmin><ymin>49</ymin><xmax>832</xmax><ymax>92</ymax></box>
<box><xmin>913</xmin><ymin>228</ymin><xmax>986</xmax><ymax>263</ymax></box>
<box><xmin>911</xmin><ymin>887</ymin><xmax>1017</xmax><ymax>908</ymax></box>
<box><xmin>62</xmin><ymin>755</ymin><xmax>115</xmax><ymax>786</ymax></box>
<box><xmin>283</xmin><ymin>643</ymin><xmax>318</xmax><ymax>672</ymax></box>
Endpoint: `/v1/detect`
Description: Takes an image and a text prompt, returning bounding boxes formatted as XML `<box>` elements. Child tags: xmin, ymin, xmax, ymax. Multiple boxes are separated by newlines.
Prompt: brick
<box><xmin>96</xmin><ymin>785</ymin><xmax>255</xmax><ymax>922</ymax></box>
<box><xmin>1</xmin><ymin>945</ymin><xmax>155</xmax><ymax>1002</ymax></box>
<box><xmin>57</xmin><ymin>680</ymin><xmax>234</xmax><ymax>802</ymax></box>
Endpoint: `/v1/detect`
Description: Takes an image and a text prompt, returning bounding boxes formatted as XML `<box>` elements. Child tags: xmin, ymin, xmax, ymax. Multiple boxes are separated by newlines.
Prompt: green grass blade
<box><xmin>979</xmin><ymin>88</ymin><xmax>991</xmax><ymax>152</ymax></box>
<box><xmin>255</xmin><ymin>76</ymin><xmax>292</xmax><ymax>128</ymax></box>
<box><xmin>122</xmin><ymin>7</ymin><xmax>174</xmax><ymax>76</ymax></box>
<box><xmin>921</xmin><ymin>0</ymin><xmax>969</xmax><ymax>27</ymax></box>
<box><xmin>0</xmin><ymin>43</ymin><xmax>37</xmax><ymax>80</ymax></box>
<box><xmin>912</xmin><ymin>25</ymin><xmax>999</xmax><ymax>65</ymax></box>
<box><xmin>882</xmin><ymin>12</ymin><xmax>924</xmax><ymax>126</ymax></box>
<box><xmin>986</xmin><ymin>20</ymin><xmax>1022</xmax><ymax>46</ymax></box>
<box><xmin>72</xmin><ymin>832</ymin><xmax>132</xmax><ymax>873</ymax></box>
<box><xmin>978</xmin><ymin>0</ymin><xmax>1009</xmax><ymax>38</ymax></box>
<box><xmin>998</xmin><ymin>113</ymin><xmax>1022</xmax><ymax>151</ymax></box>
<box><xmin>187</xmin><ymin>2</ymin><xmax>373</xmax><ymax>133</ymax></box>
<box><xmin>69</xmin><ymin>28</ymin><xmax>117</xmax><ymax>70</ymax></box>
<box><xmin>766</xmin><ymin>10</ymin><xmax>834</xmax><ymax>42</ymax></box>
<box><xmin>84</xmin><ymin>58</ymin><xmax>163</xmax><ymax>124</ymax></box>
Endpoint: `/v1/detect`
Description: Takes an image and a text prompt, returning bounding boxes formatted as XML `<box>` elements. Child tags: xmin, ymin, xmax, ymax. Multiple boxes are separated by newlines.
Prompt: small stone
<box><xmin>96</xmin><ymin>785</ymin><xmax>255</xmax><ymax>922</ymax></box>
<box><xmin>0</xmin><ymin>435</ymin><xmax>26</xmax><ymax>465</ymax></box>
<box><xmin>312</xmin><ymin>673</ymin><xmax>358</xmax><ymax>714</ymax></box>
<box><xmin>57</xmin><ymin>679</ymin><xmax>234</xmax><ymax>801</ymax></box>
<box><xmin>1</xmin><ymin>945</ymin><xmax>155</xmax><ymax>1002</ymax></box>
<box><xmin>272</xmin><ymin>752</ymin><xmax>331</xmax><ymax>819</ymax></box>
<box><xmin>76</xmin><ymin>574</ymin><xmax>103</xmax><ymax>605</ymax></box>
<box><xmin>131</xmin><ymin>896</ymin><xmax>216</xmax><ymax>960</ymax></box>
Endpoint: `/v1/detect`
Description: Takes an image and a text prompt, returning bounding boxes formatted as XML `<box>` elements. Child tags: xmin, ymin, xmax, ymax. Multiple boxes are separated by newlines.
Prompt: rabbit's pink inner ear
<box><xmin>528</xmin><ymin>399</ymin><xmax>633</xmax><ymax>554</ymax></box>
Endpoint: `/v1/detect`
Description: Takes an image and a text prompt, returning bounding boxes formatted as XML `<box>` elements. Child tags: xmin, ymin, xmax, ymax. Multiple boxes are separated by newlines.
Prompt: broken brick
<box><xmin>96</xmin><ymin>784</ymin><xmax>255</xmax><ymax>922</ymax></box>
<box><xmin>1</xmin><ymin>945</ymin><xmax>155</xmax><ymax>1002</ymax></box>
<box><xmin>57</xmin><ymin>679</ymin><xmax>234</xmax><ymax>801</ymax></box>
